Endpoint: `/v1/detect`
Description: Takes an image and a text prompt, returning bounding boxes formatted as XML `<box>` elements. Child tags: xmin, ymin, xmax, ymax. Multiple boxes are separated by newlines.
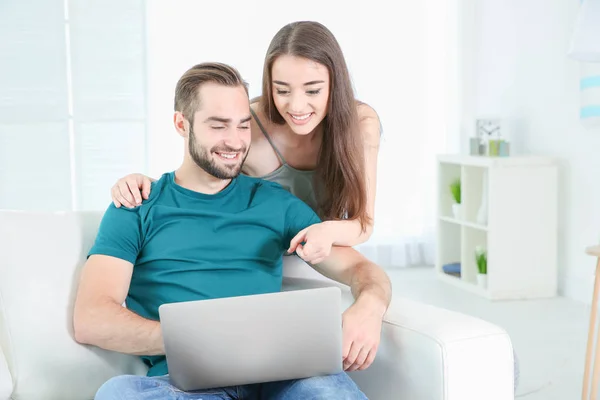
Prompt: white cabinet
<box><xmin>436</xmin><ymin>154</ymin><xmax>558</xmax><ymax>300</ymax></box>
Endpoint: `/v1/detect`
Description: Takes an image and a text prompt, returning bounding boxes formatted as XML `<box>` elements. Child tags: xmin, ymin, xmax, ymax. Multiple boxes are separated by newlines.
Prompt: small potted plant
<box><xmin>475</xmin><ymin>246</ymin><xmax>487</xmax><ymax>288</ymax></box>
<box><xmin>450</xmin><ymin>178</ymin><xmax>461</xmax><ymax>219</ymax></box>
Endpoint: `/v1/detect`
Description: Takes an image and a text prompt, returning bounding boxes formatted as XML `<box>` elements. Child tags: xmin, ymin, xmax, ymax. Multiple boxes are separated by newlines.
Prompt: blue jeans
<box><xmin>95</xmin><ymin>372</ymin><xmax>368</xmax><ymax>400</ymax></box>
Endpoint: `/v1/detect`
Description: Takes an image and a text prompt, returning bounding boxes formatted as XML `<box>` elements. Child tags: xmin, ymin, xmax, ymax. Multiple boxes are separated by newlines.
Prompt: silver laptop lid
<box><xmin>158</xmin><ymin>286</ymin><xmax>343</xmax><ymax>391</ymax></box>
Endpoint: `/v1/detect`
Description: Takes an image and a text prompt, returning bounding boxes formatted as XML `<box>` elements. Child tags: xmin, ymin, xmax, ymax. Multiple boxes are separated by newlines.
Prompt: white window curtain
<box><xmin>144</xmin><ymin>0</ymin><xmax>459</xmax><ymax>268</ymax></box>
<box><xmin>0</xmin><ymin>0</ymin><xmax>147</xmax><ymax>212</ymax></box>
<box><xmin>0</xmin><ymin>0</ymin><xmax>72</xmax><ymax>211</ymax></box>
<box><xmin>354</xmin><ymin>0</ymin><xmax>460</xmax><ymax>267</ymax></box>
<box><xmin>69</xmin><ymin>0</ymin><xmax>147</xmax><ymax>211</ymax></box>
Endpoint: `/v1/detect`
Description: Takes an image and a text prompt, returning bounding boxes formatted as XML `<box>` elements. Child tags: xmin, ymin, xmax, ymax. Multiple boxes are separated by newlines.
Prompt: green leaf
<box><xmin>449</xmin><ymin>178</ymin><xmax>461</xmax><ymax>204</ymax></box>
<box><xmin>475</xmin><ymin>249</ymin><xmax>487</xmax><ymax>274</ymax></box>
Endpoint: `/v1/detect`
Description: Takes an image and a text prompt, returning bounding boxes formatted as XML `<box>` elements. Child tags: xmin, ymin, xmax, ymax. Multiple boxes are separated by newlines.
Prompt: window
<box><xmin>0</xmin><ymin>0</ymin><xmax>147</xmax><ymax>211</ymax></box>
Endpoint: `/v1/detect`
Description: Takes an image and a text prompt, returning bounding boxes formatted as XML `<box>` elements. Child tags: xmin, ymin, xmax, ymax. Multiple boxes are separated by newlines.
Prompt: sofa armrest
<box><xmin>0</xmin><ymin>345</ymin><xmax>12</xmax><ymax>400</ymax></box>
<box><xmin>282</xmin><ymin>276</ymin><xmax>515</xmax><ymax>400</ymax></box>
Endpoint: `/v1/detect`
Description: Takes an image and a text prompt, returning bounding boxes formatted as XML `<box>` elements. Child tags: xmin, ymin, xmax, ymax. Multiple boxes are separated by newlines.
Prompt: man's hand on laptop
<box><xmin>341</xmin><ymin>294</ymin><xmax>386</xmax><ymax>372</ymax></box>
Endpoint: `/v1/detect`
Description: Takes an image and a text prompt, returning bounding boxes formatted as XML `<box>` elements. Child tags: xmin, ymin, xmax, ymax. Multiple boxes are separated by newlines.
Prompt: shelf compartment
<box><xmin>462</xmin><ymin>166</ymin><xmax>489</xmax><ymax>226</ymax></box>
<box><xmin>461</xmin><ymin>226</ymin><xmax>487</xmax><ymax>286</ymax></box>
<box><xmin>436</xmin><ymin>219</ymin><xmax>462</xmax><ymax>279</ymax></box>
<box><xmin>438</xmin><ymin>162</ymin><xmax>461</xmax><ymax>219</ymax></box>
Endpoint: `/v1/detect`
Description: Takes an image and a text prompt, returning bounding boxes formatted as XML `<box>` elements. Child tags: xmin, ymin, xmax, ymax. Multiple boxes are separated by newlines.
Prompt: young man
<box><xmin>73</xmin><ymin>62</ymin><xmax>392</xmax><ymax>399</ymax></box>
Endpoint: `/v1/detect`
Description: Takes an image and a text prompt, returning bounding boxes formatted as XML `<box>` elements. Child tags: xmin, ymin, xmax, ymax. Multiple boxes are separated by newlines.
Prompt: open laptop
<box><xmin>158</xmin><ymin>286</ymin><xmax>343</xmax><ymax>391</ymax></box>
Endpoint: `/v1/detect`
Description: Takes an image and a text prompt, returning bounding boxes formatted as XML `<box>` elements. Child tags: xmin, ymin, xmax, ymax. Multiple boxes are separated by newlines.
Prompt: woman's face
<box><xmin>271</xmin><ymin>55</ymin><xmax>330</xmax><ymax>135</ymax></box>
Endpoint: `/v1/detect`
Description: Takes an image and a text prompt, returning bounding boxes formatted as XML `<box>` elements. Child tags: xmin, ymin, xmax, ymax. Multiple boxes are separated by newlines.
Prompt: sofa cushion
<box><xmin>0</xmin><ymin>211</ymin><xmax>147</xmax><ymax>400</ymax></box>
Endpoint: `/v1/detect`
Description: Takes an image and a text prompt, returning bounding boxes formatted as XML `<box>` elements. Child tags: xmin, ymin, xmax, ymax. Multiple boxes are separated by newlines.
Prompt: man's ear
<box><xmin>173</xmin><ymin>112</ymin><xmax>188</xmax><ymax>137</ymax></box>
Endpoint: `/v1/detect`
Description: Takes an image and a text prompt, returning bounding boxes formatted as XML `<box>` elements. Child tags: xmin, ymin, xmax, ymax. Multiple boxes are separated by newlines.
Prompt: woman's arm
<box><xmin>329</xmin><ymin>103</ymin><xmax>381</xmax><ymax>246</ymax></box>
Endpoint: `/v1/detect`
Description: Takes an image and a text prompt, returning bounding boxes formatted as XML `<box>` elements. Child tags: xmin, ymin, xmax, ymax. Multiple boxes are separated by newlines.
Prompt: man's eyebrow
<box><xmin>203</xmin><ymin>116</ymin><xmax>252</xmax><ymax>124</ymax></box>
<box><xmin>272</xmin><ymin>80</ymin><xmax>325</xmax><ymax>87</ymax></box>
<box><xmin>204</xmin><ymin>117</ymin><xmax>231</xmax><ymax>123</ymax></box>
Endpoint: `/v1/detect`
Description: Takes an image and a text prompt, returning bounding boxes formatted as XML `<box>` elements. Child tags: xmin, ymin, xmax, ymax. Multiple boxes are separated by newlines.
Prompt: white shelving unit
<box><xmin>436</xmin><ymin>154</ymin><xmax>558</xmax><ymax>300</ymax></box>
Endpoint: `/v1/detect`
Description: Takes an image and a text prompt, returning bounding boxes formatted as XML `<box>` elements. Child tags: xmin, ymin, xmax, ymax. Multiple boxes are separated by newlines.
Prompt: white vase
<box><xmin>452</xmin><ymin>203</ymin><xmax>461</xmax><ymax>219</ymax></box>
<box><xmin>477</xmin><ymin>273</ymin><xmax>487</xmax><ymax>288</ymax></box>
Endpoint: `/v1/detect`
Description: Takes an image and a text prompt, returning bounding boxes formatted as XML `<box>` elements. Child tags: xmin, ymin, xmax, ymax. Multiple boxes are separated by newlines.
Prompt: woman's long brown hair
<box><xmin>260</xmin><ymin>21</ymin><xmax>371</xmax><ymax>232</ymax></box>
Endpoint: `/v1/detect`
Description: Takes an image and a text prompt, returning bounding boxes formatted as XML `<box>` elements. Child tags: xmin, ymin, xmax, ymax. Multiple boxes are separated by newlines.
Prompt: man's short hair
<box><xmin>174</xmin><ymin>62</ymin><xmax>249</xmax><ymax>124</ymax></box>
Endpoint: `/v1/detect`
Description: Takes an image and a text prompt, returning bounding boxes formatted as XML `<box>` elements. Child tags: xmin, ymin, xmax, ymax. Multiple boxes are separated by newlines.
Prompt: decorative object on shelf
<box><xmin>488</xmin><ymin>139</ymin><xmax>510</xmax><ymax>157</ymax></box>
<box><xmin>442</xmin><ymin>262</ymin><xmax>461</xmax><ymax>277</ymax></box>
<box><xmin>469</xmin><ymin>137</ymin><xmax>478</xmax><ymax>155</ymax></box>
<box><xmin>475</xmin><ymin>246</ymin><xmax>487</xmax><ymax>288</ymax></box>
<box><xmin>567</xmin><ymin>0</ymin><xmax>600</xmax><ymax>129</ymax></box>
<box><xmin>475</xmin><ymin>118</ymin><xmax>511</xmax><ymax>157</ymax></box>
<box><xmin>476</xmin><ymin>118</ymin><xmax>502</xmax><ymax>139</ymax></box>
<box><xmin>450</xmin><ymin>178</ymin><xmax>461</xmax><ymax>219</ymax></box>
<box><xmin>476</xmin><ymin>170</ymin><xmax>488</xmax><ymax>225</ymax></box>
<box><xmin>488</xmin><ymin>139</ymin><xmax>499</xmax><ymax>156</ymax></box>
<box><xmin>499</xmin><ymin>141</ymin><xmax>510</xmax><ymax>157</ymax></box>
<box><xmin>469</xmin><ymin>137</ymin><xmax>485</xmax><ymax>156</ymax></box>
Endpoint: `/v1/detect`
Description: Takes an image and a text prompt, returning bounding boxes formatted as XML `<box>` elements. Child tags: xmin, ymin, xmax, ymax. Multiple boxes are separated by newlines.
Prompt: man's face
<box><xmin>187</xmin><ymin>83</ymin><xmax>251</xmax><ymax>179</ymax></box>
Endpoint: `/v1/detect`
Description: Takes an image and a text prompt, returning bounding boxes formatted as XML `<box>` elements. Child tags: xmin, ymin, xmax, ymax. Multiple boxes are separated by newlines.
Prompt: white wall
<box><xmin>460</xmin><ymin>0</ymin><xmax>600</xmax><ymax>304</ymax></box>
<box><xmin>145</xmin><ymin>0</ymin><xmax>457</xmax><ymax>266</ymax></box>
<box><xmin>0</xmin><ymin>0</ymin><xmax>458</xmax><ymax>267</ymax></box>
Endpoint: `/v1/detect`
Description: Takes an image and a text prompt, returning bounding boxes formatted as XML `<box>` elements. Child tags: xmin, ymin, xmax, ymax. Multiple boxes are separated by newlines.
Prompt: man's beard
<box><xmin>188</xmin><ymin>126</ymin><xmax>248</xmax><ymax>179</ymax></box>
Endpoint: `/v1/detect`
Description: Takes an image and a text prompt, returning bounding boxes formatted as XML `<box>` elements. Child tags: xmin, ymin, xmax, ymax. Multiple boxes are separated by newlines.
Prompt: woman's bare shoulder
<box><xmin>356</xmin><ymin>101</ymin><xmax>381</xmax><ymax>146</ymax></box>
<box><xmin>356</xmin><ymin>101</ymin><xmax>380</xmax><ymax>122</ymax></box>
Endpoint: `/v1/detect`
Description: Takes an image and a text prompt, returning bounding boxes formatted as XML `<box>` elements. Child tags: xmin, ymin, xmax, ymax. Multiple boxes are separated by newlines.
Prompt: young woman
<box><xmin>110</xmin><ymin>21</ymin><xmax>382</xmax><ymax>265</ymax></box>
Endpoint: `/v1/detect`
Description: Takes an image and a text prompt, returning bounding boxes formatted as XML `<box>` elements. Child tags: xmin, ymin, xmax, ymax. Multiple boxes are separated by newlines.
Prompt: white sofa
<box><xmin>0</xmin><ymin>211</ymin><xmax>516</xmax><ymax>399</ymax></box>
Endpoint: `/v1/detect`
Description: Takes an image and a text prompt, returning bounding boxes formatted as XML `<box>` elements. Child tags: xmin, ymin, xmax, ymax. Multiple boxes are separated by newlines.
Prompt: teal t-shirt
<box><xmin>88</xmin><ymin>171</ymin><xmax>321</xmax><ymax>376</ymax></box>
